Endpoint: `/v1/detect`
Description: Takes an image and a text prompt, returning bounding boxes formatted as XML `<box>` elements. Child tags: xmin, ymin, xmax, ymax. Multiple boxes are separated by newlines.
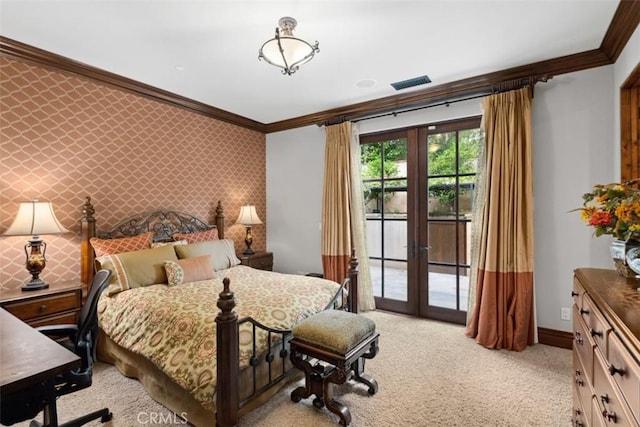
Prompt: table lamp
<box><xmin>2</xmin><ymin>199</ymin><xmax>70</xmax><ymax>291</ymax></box>
<box><xmin>236</xmin><ymin>205</ymin><xmax>263</xmax><ymax>255</ymax></box>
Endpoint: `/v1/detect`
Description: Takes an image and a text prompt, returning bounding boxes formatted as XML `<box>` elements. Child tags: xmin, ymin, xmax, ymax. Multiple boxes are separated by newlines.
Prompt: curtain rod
<box><xmin>352</xmin><ymin>92</ymin><xmax>489</xmax><ymax>123</ymax></box>
<box><xmin>323</xmin><ymin>75</ymin><xmax>550</xmax><ymax>126</ymax></box>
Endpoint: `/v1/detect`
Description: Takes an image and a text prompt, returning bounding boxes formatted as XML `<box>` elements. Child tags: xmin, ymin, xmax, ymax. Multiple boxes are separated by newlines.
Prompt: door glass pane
<box><xmin>383</xmin><ymin>259</ymin><xmax>407</xmax><ymax>301</ymax></box>
<box><xmin>428</xmin><ymin>177</ymin><xmax>456</xmax><ymax>218</ymax></box>
<box><xmin>362</xmin><ymin>137</ymin><xmax>408</xmax><ymax>304</ymax></box>
<box><xmin>458</xmin><ymin>129</ymin><xmax>483</xmax><ymax>174</ymax></box>
<box><xmin>427</xmin><ymin>131</ymin><xmax>456</xmax><ymax>175</ymax></box>
<box><xmin>383</xmin><ymin>140</ymin><xmax>407</xmax><ymax>178</ymax></box>
<box><xmin>426</xmin><ymin>124</ymin><xmax>481</xmax><ymax>314</ymax></box>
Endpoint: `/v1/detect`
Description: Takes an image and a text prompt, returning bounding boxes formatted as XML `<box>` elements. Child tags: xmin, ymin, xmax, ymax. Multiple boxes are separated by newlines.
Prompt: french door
<box><xmin>360</xmin><ymin>117</ymin><xmax>482</xmax><ymax>324</ymax></box>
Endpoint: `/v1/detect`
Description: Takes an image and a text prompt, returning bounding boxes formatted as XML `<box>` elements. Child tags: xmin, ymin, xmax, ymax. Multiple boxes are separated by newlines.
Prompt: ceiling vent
<box><xmin>390</xmin><ymin>75</ymin><xmax>432</xmax><ymax>91</ymax></box>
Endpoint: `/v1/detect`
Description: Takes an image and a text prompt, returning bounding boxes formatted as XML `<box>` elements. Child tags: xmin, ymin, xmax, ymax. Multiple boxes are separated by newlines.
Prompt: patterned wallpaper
<box><xmin>0</xmin><ymin>56</ymin><xmax>266</xmax><ymax>290</ymax></box>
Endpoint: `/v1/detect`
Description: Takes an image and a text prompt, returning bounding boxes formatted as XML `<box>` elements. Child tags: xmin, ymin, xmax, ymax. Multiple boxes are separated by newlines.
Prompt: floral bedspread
<box><xmin>97</xmin><ymin>266</ymin><xmax>341</xmax><ymax>411</ymax></box>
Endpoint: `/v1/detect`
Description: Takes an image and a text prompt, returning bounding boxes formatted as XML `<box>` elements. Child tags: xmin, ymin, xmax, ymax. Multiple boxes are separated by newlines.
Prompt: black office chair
<box><xmin>0</xmin><ymin>270</ymin><xmax>113</xmax><ymax>427</ymax></box>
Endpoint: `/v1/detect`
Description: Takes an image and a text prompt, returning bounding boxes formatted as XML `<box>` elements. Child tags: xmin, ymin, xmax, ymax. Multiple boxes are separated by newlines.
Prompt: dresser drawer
<box><xmin>239</xmin><ymin>252</ymin><xmax>273</xmax><ymax>271</ymax></box>
<box><xmin>593</xmin><ymin>350</ymin><xmax>639</xmax><ymax>427</ymax></box>
<box><xmin>27</xmin><ymin>311</ymin><xmax>78</xmax><ymax>328</ymax></box>
<box><xmin>608</xmin><ymin>332</ymin><xmax>640</xmax><ymax>423</ymax></box>
<box><xmin>592</xmin><ymin>396</ymin><xmax>607</xmax><ymax>427</ymax></box>
<box><xmin>2</xmin><ymin>291</ymin><xmax>79</xmax><ymax>321</ymax></box>
<box><xmin>575</xmin><ymin>304</ymin><xmax>595</xmax><ymax>383</ymax></box>
<box><xmin>574</xmin><ymin>349</ymin><xmax>593</xmax><ymax>424</ymax></box>
<box><xmin>582</xmin><ymin>295</ymin><xmax>612</xmax><ymax>357</ymax></box>
<box><xmin>573</xmin><ymin>382</ymin><xmax>589</xmax><ymax>427</ymax></box>
<box><xmin>573</xmin><ymin>277</ymin><xmax>587</xmax><ymax>311</ymax></box>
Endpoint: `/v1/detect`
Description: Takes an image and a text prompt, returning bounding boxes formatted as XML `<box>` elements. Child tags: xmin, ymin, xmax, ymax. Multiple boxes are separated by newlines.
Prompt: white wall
<box><xmin>266</xmin><ymin>32</ymin><xmax>638</xmax><ymax>332</ymax></box>
<box><xmin>532</xmin><ymin>66</ymin><xmax>615</xmax><ymax>332</ymax></box>
<box><xmin>266</xmin><ymin>125</ymin><xmax>326</xmax><ymax>275</ymax></box>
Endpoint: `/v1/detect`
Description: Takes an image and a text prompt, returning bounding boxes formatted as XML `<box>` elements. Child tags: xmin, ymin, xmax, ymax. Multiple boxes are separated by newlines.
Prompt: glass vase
<box><xmin>610</xmin><ymin>239</ymin><xmax>640</xmax><ymax>278</ymax></box>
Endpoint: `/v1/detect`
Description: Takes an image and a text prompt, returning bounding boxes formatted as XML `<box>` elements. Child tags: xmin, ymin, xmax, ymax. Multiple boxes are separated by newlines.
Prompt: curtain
<box><xmin>465</xmin><ymin>87</ymin><xmax>536</xmax><ymax>352</ymax></box>
<box><xmin>349</xmin><ymin>123</ymin><xmax>375</xmax><ymax>311</ymax></box>
<box><xmin>322</xmin><ymin>121</ymin><xmax>375</xmax><ymax>311</ymax></box>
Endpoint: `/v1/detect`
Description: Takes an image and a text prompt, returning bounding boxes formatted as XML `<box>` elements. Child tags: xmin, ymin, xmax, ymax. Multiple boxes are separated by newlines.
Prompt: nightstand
<box><xmin>0</xmin><ymin>281</ymin><xmax>83</xmax><ymax>327</ymax></box>
<box><xmin>238</xmin><ymin>251</ymin><xmax>273</xmax><ymax>271</ymax></box>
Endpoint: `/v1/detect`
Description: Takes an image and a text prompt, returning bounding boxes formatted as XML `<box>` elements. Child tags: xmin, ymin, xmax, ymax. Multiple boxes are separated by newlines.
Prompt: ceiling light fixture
<box><xmin>258</xmin><ymin>17</ymin><xmax>319</xmax><ymax>76</ymax></box>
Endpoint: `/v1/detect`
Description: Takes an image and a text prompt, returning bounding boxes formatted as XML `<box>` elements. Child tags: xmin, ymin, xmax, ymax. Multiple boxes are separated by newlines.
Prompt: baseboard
<box><xmin>537</xmin><ymin>327</ymin><xmax>572</xmax><ymax>349</ymax></box>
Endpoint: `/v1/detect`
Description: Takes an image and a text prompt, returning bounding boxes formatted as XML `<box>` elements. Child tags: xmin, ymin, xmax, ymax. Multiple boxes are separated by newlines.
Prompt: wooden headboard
<box><xmin>79</xmin><ymin>196</ymin><xmax>225</xmax><ymax>286</ymax></box>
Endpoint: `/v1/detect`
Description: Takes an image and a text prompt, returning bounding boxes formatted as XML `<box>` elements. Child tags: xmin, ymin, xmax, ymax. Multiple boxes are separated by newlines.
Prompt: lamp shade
<box><xmin>3</xmin><ymin>201</ymin><xmax>70</xmax><ymax>237</ymax></box>
<box><xmin>236</xmin><ymin>205</ymin><xmax>263</xmax><ymax>226</ymax></box>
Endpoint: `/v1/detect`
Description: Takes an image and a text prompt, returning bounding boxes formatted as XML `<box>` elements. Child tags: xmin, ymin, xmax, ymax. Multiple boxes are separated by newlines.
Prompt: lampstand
<box><xmin>236</xmin><ymin>205</ymin><xmax>263</xmax><ymax>255</ymax></box>
<box><xmin>243</xmin><ymin>225</ymin><xmax>255</xmax><ymax>255</ymax></box>
<box><xmin>2</xmin><ymin>200</ymin><xmax>70</xmax><ymax>291</ymax></box>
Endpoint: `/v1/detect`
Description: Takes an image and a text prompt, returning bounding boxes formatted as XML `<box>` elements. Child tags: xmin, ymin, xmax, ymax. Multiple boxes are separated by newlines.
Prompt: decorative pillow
<box><xmin>173</xmin><ymin>228</ymin><xmax>219</xmax><ymax>244</ymax></box>
<box><xmin>174</xmin><ymin>239</ymin><xmax>241</xmax><ymax>271</ymax></box>
<box><xmin>151</xmin><ymin>239</ymin><xmax>188</xmax><ymax>249</ymax></box>
<box><xmin>95</xmin><ymin>245</ymin><xmax>178</xmax><ymax>295</ymax></box>
<box><xmin>90</xmin><ymin>232</ymin><xmax>154</xmax><ymax>257</ymax></box>
<box><xmin>164</xmin><ymin>255</ymin><xmax>216</xmax><ymax>287</ymax></box>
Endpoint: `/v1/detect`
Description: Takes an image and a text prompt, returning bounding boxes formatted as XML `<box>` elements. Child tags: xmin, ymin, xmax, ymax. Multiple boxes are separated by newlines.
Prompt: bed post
<box><xmin>215</xmin><ymin>200</ymin><xmax>225</xmax><ymax>239</ymax></box>
<box><xmin>80</xmin><ymin>196</ymin><xmax>96</xmax><ymax>288</ymax></box>
<box><xmin>348</xmin><ymin>249</ymin><xmax>359</xmax><ymax>314</ymax></box>
<box><xmin>215</xmin><ymin>277</ymin><xmax>239</xmax><ymax>427</ymax></box>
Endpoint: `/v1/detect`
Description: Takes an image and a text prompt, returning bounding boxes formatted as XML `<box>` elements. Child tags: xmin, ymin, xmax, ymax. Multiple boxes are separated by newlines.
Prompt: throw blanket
<box><xmin>98</xmin><ymin>266</ymin><xmax>340</xmax><ymax>411</ymax></box>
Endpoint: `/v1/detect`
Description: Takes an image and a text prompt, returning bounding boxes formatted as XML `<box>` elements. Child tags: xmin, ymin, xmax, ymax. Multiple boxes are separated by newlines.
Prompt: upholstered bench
<box><xmin>289</xmin><ymin>309</ymin><xmax>379</xmax><ymax>426</ymax></box>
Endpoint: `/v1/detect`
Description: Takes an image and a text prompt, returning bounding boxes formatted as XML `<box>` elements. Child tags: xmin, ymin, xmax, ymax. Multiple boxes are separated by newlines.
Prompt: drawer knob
<box><xmin>571</xmin><ymin>291</ymin><xmax>579</xmax><ymax>297</ymax></box>
<box><xmin>574</xmin><ymin>331</ymin><xmax>583</xmax><ymax>345</ymax></box>
<box><xmin>39</xmin><ymin>304</ymin><xmax>48</xmax><ymax>313</ymax></box>
<box><xmin>574</xmin><ymin>378</ymin><xmax>584</xmax><ymax>387</ymax></box>
<box><xmin>590</xmin><ymin>328</ymin><xmax>603</xmax><ymax>338</ymax></box>
<box><xmin>608</xmin><ymin>364</ymin><xmax>625</xmax><ymax>377</ymax></box>
<box><xmin>580</xmin><ymin>308</ymin><xmax>589</xmax><ymax>315</ymax></box>
<box><xmin>602</xmin><ymin>410</ymin><xmax>617</xmax><ymax>423</ymax></box>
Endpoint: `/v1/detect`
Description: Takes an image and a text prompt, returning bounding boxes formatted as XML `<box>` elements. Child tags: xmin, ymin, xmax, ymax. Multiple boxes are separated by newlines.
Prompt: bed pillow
<box><xmin>164</xmin><ymin>255</ymin><xmax>216</xmax><ymax>287</ymax></box>
<box><xmin>174</xmin><ymin>239</ymin><xmax>241</xmax><ymax>271</ymax></box>
<box><xmin>96</xmin><ymin>245</ymin><xmax>178</xmax><ymax>295</ymax></box>
<box><xmin>90</xmin><ymin>232</ymin><xmax>154</xmax><ymax>257</ymax></box>
<box><xmin>151</xmin><ymin>239</ymin><xmax>188</xmax><ymax>249</ymax></box>
<box><xmin>173</xmin><ymin>228</ymin><xmax>219</xmax><ymax>243</ymax></box>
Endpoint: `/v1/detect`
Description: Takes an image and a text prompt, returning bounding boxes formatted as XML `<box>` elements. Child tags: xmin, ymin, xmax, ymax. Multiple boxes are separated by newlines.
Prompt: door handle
<box><xmin>407</xmin><ymin>242</ymin><xmax>415</xmax><ymax>258</ymax></box>
<box><xmin>419</xmin><ymin>244</ymin><xmax>431</xmax><ymax>256</ymax></box>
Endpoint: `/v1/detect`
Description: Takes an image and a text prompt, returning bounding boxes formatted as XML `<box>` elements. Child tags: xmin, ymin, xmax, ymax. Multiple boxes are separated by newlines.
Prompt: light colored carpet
<box><xmin>17</xmin><ymin>311</ymin><xmax>572</xmax><ymax>426</ymax></box>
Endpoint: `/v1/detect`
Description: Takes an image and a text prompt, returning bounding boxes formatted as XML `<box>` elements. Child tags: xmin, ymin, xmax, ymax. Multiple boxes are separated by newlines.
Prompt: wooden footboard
<box><xmin>79</xmin><ymin>197</ymin><xmax>359</xmax><ymax>427</ymax></box>
<box><xmin>214</xmin><ymin>257</ymin><xmax>359</xmax><ymax>427</ymax></box>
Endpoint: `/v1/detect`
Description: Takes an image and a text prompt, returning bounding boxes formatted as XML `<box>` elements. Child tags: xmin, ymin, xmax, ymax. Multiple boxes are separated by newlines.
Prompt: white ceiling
<box><xmin>0</xmin><ymin>0</ymin><xmax>621</xmax><ymax>124</ymax></box>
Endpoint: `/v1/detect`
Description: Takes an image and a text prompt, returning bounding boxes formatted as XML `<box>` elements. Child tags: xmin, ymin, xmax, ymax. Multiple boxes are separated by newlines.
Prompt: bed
<box><xmin>78</xmin><ymin>197</ymin><xmax>359</xmax><ymax>427</ymax></box>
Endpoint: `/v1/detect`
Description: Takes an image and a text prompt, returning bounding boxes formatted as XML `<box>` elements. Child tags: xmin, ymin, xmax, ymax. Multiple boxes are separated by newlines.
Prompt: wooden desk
<box><xmin>0</xmin><ymin>308</ymin><xmax>80</xmax><ymax>397</ymax></box>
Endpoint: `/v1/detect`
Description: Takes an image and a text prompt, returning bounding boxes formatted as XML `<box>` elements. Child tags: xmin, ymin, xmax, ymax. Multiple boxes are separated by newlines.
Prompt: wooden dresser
<box><xmin>572</xmin><ymin>268</ymin><xmax>640</xmax><ymax>427</ymax></box>
<box><xmin>0</xmin><ymin>281</ymin><xmax>83</xmax><ymax>327</ymax></box>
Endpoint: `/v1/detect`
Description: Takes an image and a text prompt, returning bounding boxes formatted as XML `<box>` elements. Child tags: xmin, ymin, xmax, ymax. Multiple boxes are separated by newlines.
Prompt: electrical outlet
<box><xmin>561</xmin><ymin>307</ymin><xmax>571</xmax><ymax>321</ymax></box>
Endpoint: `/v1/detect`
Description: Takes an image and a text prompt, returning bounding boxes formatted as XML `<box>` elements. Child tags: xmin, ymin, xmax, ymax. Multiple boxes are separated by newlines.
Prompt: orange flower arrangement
<box><xmin>578</xmin><ymin>179</ymin><xmax>640</xmax><ymax>241</ymax></box>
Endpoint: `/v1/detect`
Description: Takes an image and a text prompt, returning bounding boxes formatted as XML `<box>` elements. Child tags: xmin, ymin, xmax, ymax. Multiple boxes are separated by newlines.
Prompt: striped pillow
<box><xmin>164</xmin><ymin>255</ymin><xmax>216</xmax><ymax>286</ymax></box>
<box><xmin>90</xmin><ymin>232</ymin><xmax>154</xmax><ymax>257</ymax></box>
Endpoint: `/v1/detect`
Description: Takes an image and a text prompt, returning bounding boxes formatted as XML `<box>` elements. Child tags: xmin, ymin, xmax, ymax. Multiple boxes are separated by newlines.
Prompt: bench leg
<box><xmin>324</xmin><ymin>364</ymin><xmax>352</xmax><ymax>426</ymax></box>
<box><xmin>350</xmin><ymin>339</ymin><xmax>379</xmax><ymax>395</ymax></box>
<box><xmin>290</xmin><ymin>354</ymin><xmax>326</xmax><ymax>407</ymax></box>
<box><xmin>351</xmin><ymin>358</ymin><xmax>378</xmax><ymax>395</ymax></box>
